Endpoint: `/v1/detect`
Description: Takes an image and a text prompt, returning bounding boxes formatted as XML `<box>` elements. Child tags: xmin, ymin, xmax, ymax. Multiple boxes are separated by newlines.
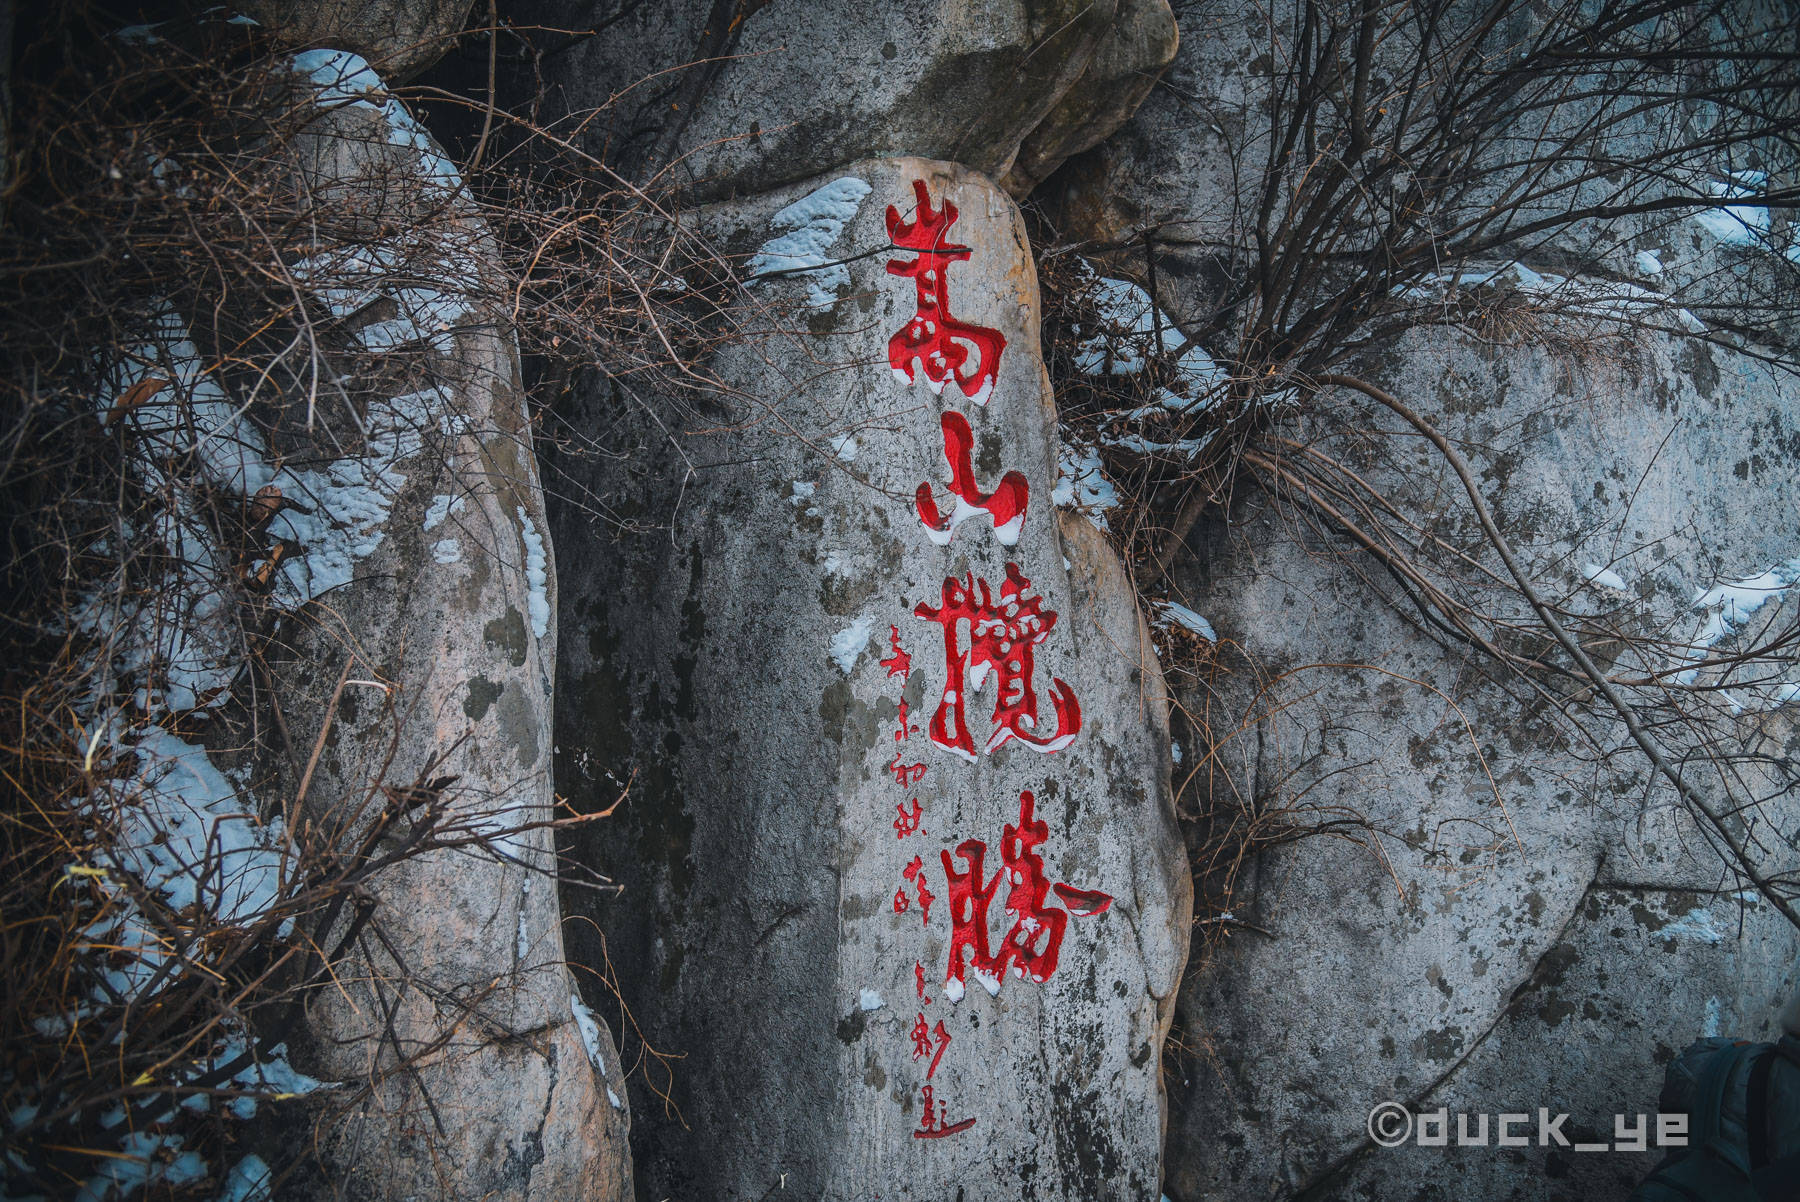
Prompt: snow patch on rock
<box><xmin>216</xmin><ymin>1155</ymin><xmax>273</xmax><ymax>1202</ymax></box>
<box><xmin>1674</xmin><ymin>557</ymin><xmax>1800</xmax><ymax>708</ymax></box>
<box><xmin>1659</xmin><ymin>907</ymin><xmax>1727</xmax><ymax>946</ymax></box>
<box><xmin>517</xmin><ymin>507</ymin><xmax>550</xmax><ymax>639</ymax></box>
<box><xmin>830</xmin><ymin>616</ymin><xmax>875</xmax><ymax>674</ymax></box>
<box><xmin>1154</xmin><ymin>601</ymin><xmax>1217</xmax><ymax>642</ymax></box>
<box><xmin>745</xmin><ymin>176</ymin><xmax>872</xmax><ymax>308</ymax></box>
<box><xmin>1052</xmin><ymin>439</ymin><xmax>1119</xmax><ymax>532</ymax></box>
<box><xmin>1400</xmin><ymin>260</ymin><xmax>1704</xmax><ymax>333</ymax></box>
<box><xmin>1582</xmin><ymin>562</ymin><xmax>1629</xmax><ymax>592</ymax></box>
<box><xmin>109</xmin><ymin>726</ymin><xmax>286</xmax><ymax>929</ymax></box>
<box><xmin>1075</xmin><ymin>275</ymin><xmax>1226</xmax><ymax>413</ymax></box>
<box><xmin>422</xmin><ymin>493</ymin><xmax>467</xmax><ymax>531</ymax></box>
<box><xmin>1692</xmin><ymin>172</ymin><xmax>1770</xmax><ymax>248</ymax></box>
<box><xmin>286</xmin><ymin>51</ymin><xmax>480</xmax><ymax>353</ymax></box>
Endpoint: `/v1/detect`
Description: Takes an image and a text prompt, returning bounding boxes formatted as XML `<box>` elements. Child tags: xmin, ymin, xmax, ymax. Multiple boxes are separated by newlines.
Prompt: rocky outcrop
<box><xmin>999</xmin><ymin>0</ymin><xmax>1177</xmax><ymax>198</ymax></box>
<box><xmin>552</xmin><ymin>159</ymin><xmax>1191</xmax><ymax>1199</ymax></box>
<box><xmin>531</xmin><ymin>0</ymin><xmax>1175</xmax><ymax>201</ymax></box>
<box><xmin>1043</xmin><ymin>0</ymin><xmax>1796</xmax><ymax>321</ymax></box>
<box><xmin>261</xmin><ymin>49</ymin><xmax>631</xmax><ymax>1202</ymax></box>
<box><xmin>1159</xmin><ymin>327</ymin><xmax>1800</xmax><ymax>1200</ymax></box>
<box><xmin>1034</xmin><ymin>0</ymin><xmax>1244</xmax><ymax>259</ymax></box>
<box><xmin>239</xmin><ymin>0</ymin><xmax>473</xmax><ymax>80</ymax></box>
<box><xmin>1019</xmin><ymin>6</ymin><xmax>1800</xmax><ymax>1197</ymax></box>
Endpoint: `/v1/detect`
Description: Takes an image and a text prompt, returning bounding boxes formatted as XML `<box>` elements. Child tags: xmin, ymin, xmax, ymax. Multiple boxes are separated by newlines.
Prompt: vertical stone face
<box><xmin>526</xmin><ymin>0</ymin><xmax>1138</xmax><ymax>201</ymax></box>
<box><xmin>554</xmin><ymin>158</ymin><xmax>1191</xmax><ymax>1198</ymax></box>
<box><xmin>238</xmin><ymin>0</ymin><xmax>475</xmax><ymax>80</ymax></box>
<box><xmin>263</xmin><ymin>74</ymin><xmax>632</xmax><ymax>1202</ymax></box>
<box><xmin>999</xmin><ymin>0</ymin><xmax>1179</xmax><ymax>197</ymax></box>
<box><xmin>1158</xmin><ymin>329</ymin><xmax>1800</xmax><ymax>1200</ymax></box>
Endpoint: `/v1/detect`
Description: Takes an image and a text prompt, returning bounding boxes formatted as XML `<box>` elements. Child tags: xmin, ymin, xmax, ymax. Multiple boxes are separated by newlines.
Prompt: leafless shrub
<box><xmin>1035</xmin><ymin>0</ymin><xmax>1800</xmax><ymax>940</ymax></box>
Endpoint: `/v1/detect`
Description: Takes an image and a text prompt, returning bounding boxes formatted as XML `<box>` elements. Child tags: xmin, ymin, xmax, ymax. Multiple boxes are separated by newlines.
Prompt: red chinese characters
<box><xmin>888</xmin><ymin>753</ymin><xmax>927</xmax><ymax>786</ymax></box>
<box><xmin>893</xmin><ymin>699</ymin><xmax>918</xmax><ymax>744</ymax></box>
<box><xmin>902</xmin><ymin>855</ymin><xmax>935</xmax><ymax>926</ymax></box>
<box><xmin>913</xmin><ymin>1084</ymin><xmax>976</xmax><ymax>1140</ymax></box>
<box><xmin>940</xmin><ymin>790</ymin><xmax>1112</xmax><ymax>1002</ymax></box>
<box><xmin>913</xmin><ymin>563</ymin><xmax>1081</xmax><ymax>762</ymax></box>
<box><xmin>885</xmin><ymin>180</ymin><xmax>1006</xmax><ymax>405</ymax></box>
<box><xmin>880</xmin><ymin>624</ymin><xmax>912</xmax><ymax>681</ymax></box>
<box><xmin>875</xmin><ymin>178</ymin><xmax>1111</xmax><ymax>1147</ymax></box>
<box><xmin>915</xmin><ymin>411</ymin><xmax>1029</xmax><ymax>547</ymax></box>
<box><xmin>893</xmin><ymin>798</ymin><xmax>924</xmax><ymax>839</ymax></box>
<box><xmin>910</xmin><ymin>1013</ymin><xmax>951</xmax><ymax>1079</ymax></box>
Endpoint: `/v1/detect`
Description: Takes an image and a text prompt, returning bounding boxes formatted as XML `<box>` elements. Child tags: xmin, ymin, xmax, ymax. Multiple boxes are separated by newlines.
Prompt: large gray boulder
<box><xmin>1032</xmin><ymin>7</ymin><xmax>1800</xmax><ymax>1195</ymax></box>
<box><xmin>1045</xmin><ymin>0</ymin><xmax>1799</xmax><ymax>334</ymax></box>
<box><xmin>260</xmin><ymin>51</ymin><xmax>632</xmax><ymax>1201</ymax></box>
<box><xmin>1159</xmin><ymin>325</ymin><xmax>1800</xmax><ymax>1201</ymax></box>
<box><xmin>553</xmin><ymin>158</ymin><xmax>1192</xmax><ymax>1199</ymax></box>
<box><xmin>530</xmin><ymin>0</ymin><xmax>1174</xmax><ymax>200</ymax></box>
<box><xmin>999</xmin><ymin>0</ymin><xmax>1177</xmax><ymax>198</ymax></box>
<box><xmin>239</xmin><ymin>0</ymin><xmax>473</xmax><ymax>80</ymax></box>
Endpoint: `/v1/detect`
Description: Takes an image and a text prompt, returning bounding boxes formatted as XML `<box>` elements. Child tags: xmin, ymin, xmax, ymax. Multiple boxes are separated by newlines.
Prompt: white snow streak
<box><xmin>1400</xmin><ymin>261</ymin><xmax>1704</xmax><ymax>333</ymax></box>
<box><xmin>216</xmin><ymin>1156</ymin><xmax>273</xmax><ymax>1202</ymax></box>
<box><xmin>1075</xmin><ymin>276</ymin><xmax>1226</xmax><ymax>413</ymax></box>
<box><xmin>1153</xmin><ymin>601</ymin><xmax>1217</xmax><ymax>642</ymax></box>
<box><xmin>745</xmin><ymin>176</ymin><xmax>872</xmax><ymax>308</ymax></box>
<box><xmin>1692</xmin><ymin>172</ymin><xmax>1771</xmax><ymax>248</ymax></box>
<box><xmin>571</xmin><ymin>992</ymin><xmax>607</xmax><ymax>1071</ymax></box>
<box><xmin>286</xmin><ymin>51</ymin><xmax>479</xmax><ymax>353</ymax></box>
<box><xmin>518</xmin><ymin>507</ymin><xmax>550</xmax><ymax>638</ymax></box>
<box><xmin>1052</xmin><ymin>439</ymin><xmax>1119</xmax><ymax>532</ymax></box>
<box><xmin>422</xmin><ymin>493</ymin><xmax>467</xmax><ymax>531</ymax></box>
<box><xmin>1582</xmin><ymin>562</ymin><xmax>1629</xmax><ymax>592</ymax></box>
<box><xmin>1673</xmin><ymin>557</ymin><xmax>1800</xmax><ymax>709</ymax></box>
<box><xmin>830</xmin><ymin>616</ymin><xmax>875</xmax><ymax>674</ymax></box>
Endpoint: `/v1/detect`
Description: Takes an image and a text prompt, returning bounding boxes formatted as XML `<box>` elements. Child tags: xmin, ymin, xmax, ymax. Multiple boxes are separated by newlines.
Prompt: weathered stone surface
<box><xmin>1159</xmin><ymin>326</ymin><xmax>1800</xmax><ymax>1200</ymax></box>
<box><xmin>1033</xmin><ymin>11</ymin><xmax>1800</xmax><ymax>1189</ymax></box>
<box><xmin>553</xmin><ymin>158</ymin><xmax>1191</xmax><ymax>1198</ymax></box>
<box><xmin>1035</xmin><ymin>1</ymin><xmax>1243</xmax><ymax>259</ymax></box>
<box><xmin>264</xmin><ymin>63</ymin><xmax>630</xmax><ymax>1201</ymax></box>
<box><xmin>1048</xmin><ymin>0</ymin><xmax>1798</xmax><ymax>320</ymax></box>
<box><xmin>999</xmin><ymin>0</ymin><xmax>1177</xmax><ymax>198</ymax></box>
<box><xmin>240</xmin><ymin>0</ymin><xmax>473</xmax><ymax>80</ymax></box>
<box><xmin>530</xmin><ymin>0</ymin><xmax>1133</xmax><ymax>200</ymax></box>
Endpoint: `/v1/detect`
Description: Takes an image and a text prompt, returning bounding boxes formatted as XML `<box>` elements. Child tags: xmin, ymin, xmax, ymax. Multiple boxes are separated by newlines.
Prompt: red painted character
<box><xmin>910</xmin><ymin>1013</ymin><xmax>952</xmax><ymax>1079</ymax></box>
<box><xmin>885</xmin><ymin>180</ymin><xmax>1006</xmax><ymax>405</ymax></box>
<box><xmin>915</xmin><ymin>410</ymin><xmax>1030</xmax><ymax>547</ymax></box>
<box><xmin>915</xmin><ymin>961</ymin><xmax>932</xmax><ymax>1004</ymax></box>
<box><xmin>880</xmin><ymin>625</ymin><xmax>912</xmax><ymax>682</ymax></box>
<box><xmin>902</xmin><ymin>854</ymin><xmax>935</xmax><ymax>925</ymax></box>
<box><xmin>887</xmin><ymin>752</ymin><xmax>927</xmax><ymax>787</ymax></box>
<box><xmin>912</xmin><ymin>1084</ymin><xmax>976</xmax><ymax>1140</ymax></box>
<box><xmin>913</xmin><ymin>563</ymin><xmax>1081</xmax><ymax>762</ymax></box>
<box><xmin>910</xmin><ymin>1012</ymin><xmax>933</xmax><ymax>1059</ymax></box>
<box><xmin>894</xmin><ymin>798</ymin><xmax>924</xmax><ymax>839</ymax></box>
<box><xmin>893</xmin><ymin>698</ymin><xmax>918</xmax><ymax>744</ymax></box>
<box><xmin>940</xmin><ymin>790</ymin><xmax>1113</xmax><ymax>1002</ymax></box>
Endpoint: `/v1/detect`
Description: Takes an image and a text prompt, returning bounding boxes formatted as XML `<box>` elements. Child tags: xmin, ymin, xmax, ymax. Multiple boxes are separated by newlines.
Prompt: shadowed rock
<box><xmin>552</xmin><ymin>158</ymin><xmax>1191</xmax><ymax>1199</ymax></box>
